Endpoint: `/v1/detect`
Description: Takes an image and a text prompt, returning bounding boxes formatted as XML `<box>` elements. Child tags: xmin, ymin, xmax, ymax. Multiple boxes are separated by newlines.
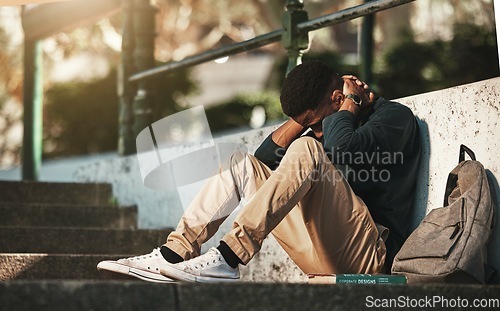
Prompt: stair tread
<box><xmin>0</xmin><ymin>227</ymin><xmax>173</xmax><ymax>254</ymax></box>
<box><xmin>0</xmin><ymin>253</ymin><xmax>145</xmax><ymax>280</ymax></box>
<box><xmin>1</xmin><ymin>280</ymin><xmax>499</xmax><ymax>311</ymax></box>
<box><xmin>0</xmin><ymin>204</ymin><xmax>137</xmax><ymax>228</ymax></box>
<box><xmin>0</xmin><ymin>280</ymin><xmax>176</xmax><ymax>311</ymax></box>
<box><xmin>0</xmin><ymin>181</ymin><xmax>113</xmax><ymax>205</ymax></box>
<box><xmin>0</xmin><ymin>202</ymin><xmax>131</xmax><ymax>209</ymax></box>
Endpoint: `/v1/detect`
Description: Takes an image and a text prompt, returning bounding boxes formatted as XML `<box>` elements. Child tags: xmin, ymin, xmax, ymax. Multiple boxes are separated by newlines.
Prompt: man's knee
<box><xmin>282</xmin><ymin>137</ymin><xmax>338</xmax><ymax>181</ymax></box>
<box><xmin>223</xmin><ymin>151</ymin><xmax>247</xmax><ymax>172</ymax></box>
<box><xmin>229</xmin><ymin>151</ymin><xmax>246</xmax><ymax>165</ymax></box>
<box><xmin>287</xmin><ymin>136</ymin><xmax>324</xmax><ymax>157</ymax></box>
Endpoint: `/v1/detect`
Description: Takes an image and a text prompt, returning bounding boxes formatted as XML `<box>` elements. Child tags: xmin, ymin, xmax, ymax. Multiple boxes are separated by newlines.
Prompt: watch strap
<box><xmin>345</xmin><ymin>94</ymin><xmax>362</xmax><ymax>106</ymax></box>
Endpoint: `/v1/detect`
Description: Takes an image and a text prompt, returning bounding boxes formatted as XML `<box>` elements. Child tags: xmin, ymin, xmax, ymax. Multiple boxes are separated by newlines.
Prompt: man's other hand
<box><xmin>342</xmin><ymin>75</ymin><xmax>375</xmax><ymax>104</ymax></box>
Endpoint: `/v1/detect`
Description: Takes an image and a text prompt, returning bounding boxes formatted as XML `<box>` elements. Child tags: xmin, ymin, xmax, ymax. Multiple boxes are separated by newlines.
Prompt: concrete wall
<box><xmin>401</xmin><ymin>77</ymin><xmax>500</xmax><ymax>283</ymax></box>
<box><xmin>74</xmin><ymin>77</ymin><xmax>500</xmax><ymax>283</ymax></box>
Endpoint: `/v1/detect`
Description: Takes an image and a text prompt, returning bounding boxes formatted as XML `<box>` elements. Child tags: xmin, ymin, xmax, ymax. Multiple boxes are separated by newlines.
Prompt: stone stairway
<box><xmin>0</xmin><ymin>180</ymin><xmax>172</xmax><ymax>280</ymax></box>
<box><xmin>1</xmin><ymin>180</ymin><xmax>499</xmax><ymax>311</ymax></box>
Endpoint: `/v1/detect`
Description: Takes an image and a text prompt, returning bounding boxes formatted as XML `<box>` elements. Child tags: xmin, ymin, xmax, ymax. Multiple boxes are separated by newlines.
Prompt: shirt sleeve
<box><xmin>254</xmin><ymin>130</ymin><xmax>318</xmax><ymax>170</ymax></box>
<box><xmin>254</xmin><ymin>134</ymin><xmax>285</xmax><ymax>170</ymax></box>
<box><xmin>322</xmin><ymin>100</ymin><xmax>417</xmax><ymax>165</ymax></box>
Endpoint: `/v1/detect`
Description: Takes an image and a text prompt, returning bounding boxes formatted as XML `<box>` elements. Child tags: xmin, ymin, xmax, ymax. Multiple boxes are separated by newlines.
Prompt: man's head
<box><xmin>280</xmin><ymin>61</ymin><xmax>344</xmax><ymax>126</ymax></box>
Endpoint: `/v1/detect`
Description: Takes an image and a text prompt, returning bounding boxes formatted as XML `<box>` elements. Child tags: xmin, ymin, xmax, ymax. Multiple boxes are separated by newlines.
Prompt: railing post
<box><xmin>495</xmin><ymin>0</ymin><xmax>500</xmax><ymax>71</ymax></box>
<box><xmin>131</xmin><ymin>0</ymin><xmax>156</xmax><ymax>148</ymax></box>
<box><xmin>118</xmin><ymin>0</ymin><xmax>136</xmax><ymax>155</ymax></box>
<box><xmin>360</xmin><ymin>0</ymin><xmax>375</xmax><ymax>85</ymax></box>
<box><xmin>282</xmin><ymin>0</ymin><xmax>309</xmax><ymax>75</ymax></box>
<box><xmin>22</xmin><ymin>39</ymin><xmax>43</xmax><ymax>181</ymax></box>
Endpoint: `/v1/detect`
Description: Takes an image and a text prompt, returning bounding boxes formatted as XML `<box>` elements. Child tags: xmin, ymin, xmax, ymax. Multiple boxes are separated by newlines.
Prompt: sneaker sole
<box><xmin>97</xmin><ymin>261</ymin><xmax>175</xmax><ymax>283</ymax></box>
<box><xmin>160</xmin><ymin>266</ymin><xmax>239</xmax><ymax>283</ymax></box>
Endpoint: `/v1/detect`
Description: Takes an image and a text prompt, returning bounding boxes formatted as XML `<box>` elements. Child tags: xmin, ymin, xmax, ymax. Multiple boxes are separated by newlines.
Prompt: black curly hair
<box><xmin>280</xmin><ymin>60</ymin><xmax>342</xmax><ymax>117</ymax></box>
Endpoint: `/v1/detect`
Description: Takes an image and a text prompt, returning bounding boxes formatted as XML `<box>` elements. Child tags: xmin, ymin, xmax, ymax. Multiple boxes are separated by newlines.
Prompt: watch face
<box><xmin>347</xmin><ymin>94</ymin><xmax>362</xmax><ymax>106</ymax></box>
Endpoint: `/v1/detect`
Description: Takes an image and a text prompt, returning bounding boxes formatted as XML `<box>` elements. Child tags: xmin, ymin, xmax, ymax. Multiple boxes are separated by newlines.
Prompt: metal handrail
<box><xmin>129</xmin><ymin>0</ymin><xmax>415</xmax><ymax>82</ymax></box>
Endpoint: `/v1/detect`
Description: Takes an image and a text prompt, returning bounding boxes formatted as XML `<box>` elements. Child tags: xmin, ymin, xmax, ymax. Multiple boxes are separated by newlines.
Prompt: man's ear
<box><xmin>332</xmin><ymin>90</ymin><xmax>344</xmax><ymax>105</ymax></box>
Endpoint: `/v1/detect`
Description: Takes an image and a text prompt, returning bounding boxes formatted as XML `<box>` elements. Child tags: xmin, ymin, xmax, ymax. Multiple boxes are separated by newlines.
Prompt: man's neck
<box><xmin>310</xmin><ymin>123</ymin><xmax>323</xmax><ymax>140</ymax></box>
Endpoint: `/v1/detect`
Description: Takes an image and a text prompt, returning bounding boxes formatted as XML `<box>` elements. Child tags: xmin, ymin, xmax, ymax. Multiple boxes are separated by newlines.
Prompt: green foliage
<box><xmin>267</xmin><ymin>24</ymin><xmax>498</xmax><ymax>101</ymax></box>
<box><xmin>204</xmin><ymin>91</ymin><xmax>282</xmax><ymax>133</ymax></box>
<box><xmin>149</xmin><ymin>64</ymin><xmax>197</xmax><ymax>123</ymax></box>
<box><xmin>376</xmin><ymin>24</ymin><xmax>499</xmax><ymax>99</ymax></box>
<box><xmin>44</xmin><ymin>71</ymin><xmax>119</xmax><ymax>158</ymax></box>
<box><xmin>443</xmin><ymin>24</ymin><xmax>499</xmax><ymax>86</ymax></box>
<box><xmin>44</xmin><ymin>67</ymin><xmax>195</xmax><ymax>158</ymax></box>
<box><xmin>266</xmin><ymin>51</ymin><xmax>359</xmax><ymax>91</ymax></box>
<box><xmin>43</xmin><ymin>23</ymin><xmax>497</xmax><ymax>158</ymax></box>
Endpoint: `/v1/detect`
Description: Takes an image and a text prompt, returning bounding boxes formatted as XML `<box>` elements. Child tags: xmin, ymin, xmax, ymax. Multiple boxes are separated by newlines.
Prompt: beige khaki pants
<box><xmin>165</xmin><ymin>137</ymin><xmax>386</xmax><ymax>274</ymax></box>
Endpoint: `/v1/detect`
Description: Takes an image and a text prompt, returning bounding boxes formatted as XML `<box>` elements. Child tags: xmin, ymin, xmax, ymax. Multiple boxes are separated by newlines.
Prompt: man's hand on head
<box><xmin>339</xmin><ymin>78</ymin><xmax>363</xmax><ymax>115</ymax></box>
<box><xmin>342</xmin><ymin>75</ymin><xmax>375</xmax><ymax>104</ymax></box>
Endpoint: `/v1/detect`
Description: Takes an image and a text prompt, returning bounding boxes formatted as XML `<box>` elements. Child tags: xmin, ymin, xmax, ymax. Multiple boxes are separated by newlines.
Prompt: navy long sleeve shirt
<box><xmin>254</xmin><ymin>97</ymin><xmax>422</xmax><ymax>268</ymax></box>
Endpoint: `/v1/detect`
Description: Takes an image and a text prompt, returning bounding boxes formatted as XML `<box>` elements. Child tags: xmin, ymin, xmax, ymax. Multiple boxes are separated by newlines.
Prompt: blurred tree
<box><xmin>266</xmin><ymin>51</ymin><xmax>359</xmax><ymax>91</ymax></box>
<box><xmin>44</xmin><ymin>70</ymin><xmax>119</xmax><ymax>157</ymax></box>
<box><xmin>374</xmin><ymin>30</ymin><xmax>439</xmax><ymax>99</ymax></box>
<box><xmin>153</xmin><ymin>0</ymin><xmax>284</xmax><ymax>62</ymax></box>
<box><xmin>442</xmin><ymin>23</ymin><xmax>499</xmax><ymax>86</ymax></box>
<box><xmin>376</xmin><ymin>24</ymin><xmax>499</xmax><ymax>99</ymax></box>
<box><xmin>43</xmin><ymin>66</ymin><xmax>195</xmax><ymax>158</ymax></box>
<box><xmin>0</xmin><ymin>7</ymin><xmax>23</xmax><ymax>168</ymax></box>
<box><xmin>2</xmin><ymin>0</ymin><xmax>498</xmax><ymax>165</ymax></box>
<box><xmin>149</xmin><ymin>65</ymin><xmax>197</xmax><ymax>123</ymax></box>
<box><xmin>204</xmin><ymin>91</ymin><xmax>282</xmax><ymax>133</ymax></box>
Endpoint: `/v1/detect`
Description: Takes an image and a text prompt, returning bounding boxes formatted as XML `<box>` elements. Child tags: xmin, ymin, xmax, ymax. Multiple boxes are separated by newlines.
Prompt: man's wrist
<box><xmin>339</xmin><ymin>98</ymin><xmax>361</xmax><ymax>115</ymax></box>
<box><xmin>345</xmin><ymin>94</ymin><xmax>362</xmax><ymax>106</ymax></box>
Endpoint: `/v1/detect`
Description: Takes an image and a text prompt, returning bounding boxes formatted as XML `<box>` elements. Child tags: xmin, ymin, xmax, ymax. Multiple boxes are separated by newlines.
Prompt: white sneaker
<box><xmin>97</xmin><ymin>248</ymin><xmax>176</xmax><ymax>283</ymax></box>
<box><xmin>160</xmin><ymin>247</ymin><xmax>240</xmax><ymax>283</ymax></box>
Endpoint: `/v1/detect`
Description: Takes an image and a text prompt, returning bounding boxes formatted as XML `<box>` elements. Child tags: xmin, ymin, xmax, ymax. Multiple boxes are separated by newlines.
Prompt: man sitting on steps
<box><xmin>97</xmin><ymin>60</ymin><xmax>422</xmax><ymax>283</ymax></box>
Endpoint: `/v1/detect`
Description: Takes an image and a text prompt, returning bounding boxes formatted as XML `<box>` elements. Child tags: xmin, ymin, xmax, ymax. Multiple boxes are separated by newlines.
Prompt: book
<box><xmin>307</xmin><ymin>273</ymin><xmax>407</xmax><ymax>284</ymax></box>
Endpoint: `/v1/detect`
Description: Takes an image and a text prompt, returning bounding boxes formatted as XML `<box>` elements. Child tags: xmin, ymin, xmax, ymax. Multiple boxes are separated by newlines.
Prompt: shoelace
<box><xmin>188</xmin><ymin>249</ymin><xmax>222</xmax><ymax>270</ymax></box>
<box><xmin>124</xmin><ymin>248</ymin><xmax>161</xmax><ymax>261</ymax></box>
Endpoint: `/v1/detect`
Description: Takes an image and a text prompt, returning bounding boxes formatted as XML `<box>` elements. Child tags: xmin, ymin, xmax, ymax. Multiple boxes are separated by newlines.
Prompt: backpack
<box><xmin>391</xmin><ymin>145</ymin><xmax>495</xmax><ymax>283</ymax></box>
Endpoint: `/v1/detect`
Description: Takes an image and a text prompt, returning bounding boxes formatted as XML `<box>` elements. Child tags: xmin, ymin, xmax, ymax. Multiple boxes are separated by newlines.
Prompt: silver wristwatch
<box><xmin>345</xmin><ymin>94</ymin><xmax>362</xmax><ymax>106</ymax></box>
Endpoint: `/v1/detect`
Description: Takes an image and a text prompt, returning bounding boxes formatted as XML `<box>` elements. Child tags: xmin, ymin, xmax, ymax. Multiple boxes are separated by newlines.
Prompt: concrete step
<box><xmin>0</xmin><ymin>227</ymin><xmax>172</xmax><ymax>254</ymax></box>
<box><xmin>0</xmin><ymin>181</ymin><xmax>113</xmax><ymax>206</ymax></box>
<box><xmin>0</xmin><ymin>281</ymin><xmax>499</xmax><ymax>311</ymax></box>
<box><xmin>0</xmin><ymin>253</ymin><xmax>142</xmax><ymax>281</ymax></box>
<box><xmin>0</xmin><ymin>203</ymin><xmax>137</xmax><ymax>228</ymax></box>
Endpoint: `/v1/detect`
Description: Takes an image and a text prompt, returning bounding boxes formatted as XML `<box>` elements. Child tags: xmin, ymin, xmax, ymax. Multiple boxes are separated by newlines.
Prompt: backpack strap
<box><xmin>443</xmin><ymin>145</ymin><xmax>477</xmax><ymax>206</ymax></box>
<box><xmin>459</xmin><ymin>144</ymin><xmax>476</xmax><ymax>162</ymax></box>
<box><xmin>443</xmin><ymin>173</ymin><xmax>458</xmax><ymax>207</ymax></box>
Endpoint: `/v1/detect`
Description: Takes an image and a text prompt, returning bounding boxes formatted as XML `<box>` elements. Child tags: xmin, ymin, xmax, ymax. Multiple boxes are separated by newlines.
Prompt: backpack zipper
<box><xmin>449</xmin><ymin>198</ymin><xmax>465</xmax><ymax>240</ymax></box>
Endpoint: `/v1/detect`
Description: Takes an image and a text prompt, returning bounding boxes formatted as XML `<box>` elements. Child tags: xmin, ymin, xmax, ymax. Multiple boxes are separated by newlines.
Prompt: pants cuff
<box><xmin>163</xmin><ymin>240</ymin><xmax>196</xmax><ymax>261</ymax></box>
<box><xmin>221</xmin><ymin>235</ymin><xmax>251</xmax><ymax>265</ymax></box>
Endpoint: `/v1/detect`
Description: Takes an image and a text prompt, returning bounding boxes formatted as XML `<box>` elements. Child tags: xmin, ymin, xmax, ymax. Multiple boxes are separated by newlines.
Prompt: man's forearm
<box><xmin>254</xmin><ymin>119</ymin><xmax>307</xmax><ymax>170</ymax></box>
<box><xmin>271</xmin><ymin>119</ymin><xmax>307</xmax><ymax>148</ymax></box>
<box><xmin>338</xmin><ymin>98</ymin><xmax>360</xmax><ymax>116</ymax></box>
